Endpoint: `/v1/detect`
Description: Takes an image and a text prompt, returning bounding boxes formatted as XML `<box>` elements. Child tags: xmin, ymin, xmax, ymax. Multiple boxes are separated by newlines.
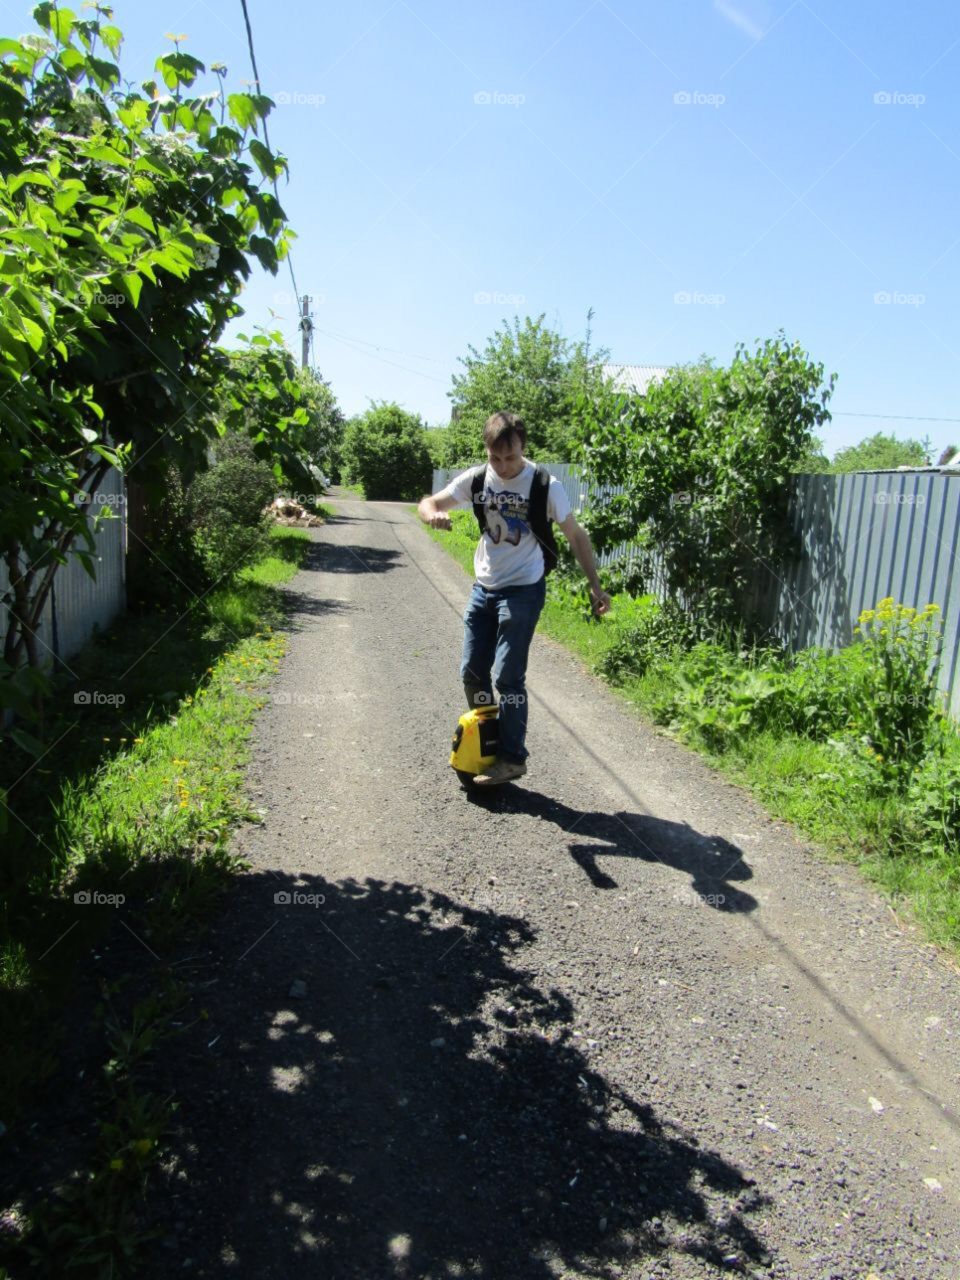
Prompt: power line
<box><xmin>239</xmin><ymin>0</ymin><xmax>301</xmax><ymax>309</ymax></box>
<box><xmin>312</xmin><ymin>326</ymin><xmax>450</xmax><ymax>365</ymax></box>
<box><xmin>317</xmin><ymin>328</ymin><xmax>449</xmax><ymax>384</ymax></box>
<box><xmin>832</xmin><ymin>411</ymin><xmax>960</xmax><ymax>424</ymax></box>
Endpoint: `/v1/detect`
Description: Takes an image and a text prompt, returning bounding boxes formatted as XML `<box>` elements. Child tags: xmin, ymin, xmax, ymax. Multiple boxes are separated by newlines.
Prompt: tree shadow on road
<box><xmin>140</xmin><ymin>871</ymin><xmax>771</xmax><ymax>1278</ymax></box>
<box><xmin>470</xmin><ymin>788</ymin><xmax>757</xmax><ymax>912</ymax></box>
<box><xmin>300</xmin><ymin>538</ymin><xmax>404</xmax><ymax>576</ymax></box>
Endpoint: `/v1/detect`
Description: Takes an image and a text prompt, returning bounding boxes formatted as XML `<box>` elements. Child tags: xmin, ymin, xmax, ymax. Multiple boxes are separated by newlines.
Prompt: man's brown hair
<box><xmin>483</xmin><ymin>411</ymin><xmax>526</xmax><ymax>450</ymax></box>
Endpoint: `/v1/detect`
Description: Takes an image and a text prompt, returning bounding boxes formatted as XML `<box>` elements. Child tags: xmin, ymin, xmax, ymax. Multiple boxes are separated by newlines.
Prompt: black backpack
<box><xmin>469</xmin><ymin>463</ymin><xmax>560</xmax><ymax>575</ymax></box>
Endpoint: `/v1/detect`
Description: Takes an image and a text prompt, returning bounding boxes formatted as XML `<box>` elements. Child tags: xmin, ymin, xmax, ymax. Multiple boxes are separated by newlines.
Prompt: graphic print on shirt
<box><xmin>480</xmin><ymin>486</ymin><xmax>529</xmax><ymax>547</ymax></box>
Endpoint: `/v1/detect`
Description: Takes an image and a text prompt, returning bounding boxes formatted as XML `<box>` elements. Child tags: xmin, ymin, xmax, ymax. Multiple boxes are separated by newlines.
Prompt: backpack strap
<box><xmin>470</xmin><ymin>464</ymin><xmax>488</xmax><ymax>535</ymax></box>
<box><xmin>528</xmin><ymin>464</ymin><xmax>559</xmax><ymax>576</ymax></box>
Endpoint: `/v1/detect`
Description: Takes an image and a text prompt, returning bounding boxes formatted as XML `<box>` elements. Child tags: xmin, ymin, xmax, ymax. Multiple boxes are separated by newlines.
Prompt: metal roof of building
<box><xmin>602</xmin><ymin>363</ymin><xmax>670</xmax><ymax>395</ymax></box>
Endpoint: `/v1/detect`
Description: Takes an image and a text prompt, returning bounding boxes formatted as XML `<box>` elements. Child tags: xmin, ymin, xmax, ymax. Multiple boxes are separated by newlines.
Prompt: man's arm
<box><xmin>417</xmin><ymin>490</ymin><xmax>458</xmax><ymax>530</ymax></box>
<box><xmin>556</xmin><ymin>514</ymin><xmax>612</xmax><ymax>616</ymax></box>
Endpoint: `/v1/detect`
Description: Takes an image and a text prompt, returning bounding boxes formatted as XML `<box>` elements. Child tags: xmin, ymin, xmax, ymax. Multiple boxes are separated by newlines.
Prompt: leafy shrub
<box><xmin>187</xmin><ymin>436</ymin><xmax>276</xmax><ymax>584</ymax></box>
<box><xmin>577</xmin><ymin>333</ymin><xmax>836</xmax><ymax>638</ymax></box>
<box><xmin>650</xmin><ymin>641</ymin><xmax>788</xmax><ymax>749</ymax></box>
<box><xmin>595</xmin><ymin>598</ymin><xmax>693</xmax><ymax>684</ymax></box>
<box><xmin>341</xmin><ymin>403</ymin><xmax>432</xmax><ymax>500</ymax></box>
<box><xmin>851</xmin><ymin>599</ymin><xmax>944</xmax><ymax>788</ymax></box>
<box><xmin>772</xmin><ymin>644</ymin><xmax>872</xmax><ymax>740</ymax></box>
<box><xmin>904</xmin><ymin>730</ymin><xmax>960</xmax><ymax>857</ymax></box>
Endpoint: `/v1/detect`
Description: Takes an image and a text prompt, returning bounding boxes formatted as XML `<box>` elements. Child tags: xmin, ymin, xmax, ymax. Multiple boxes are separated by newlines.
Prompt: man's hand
<box><xmin>590</xmin><ymin>586</ymin><xmax>612</xmax><ymax>617</ymax></box>
<box><xmin>418</xmin><ymin>495</ymin><xmax>454</xmax><ymax>530</ymax></box>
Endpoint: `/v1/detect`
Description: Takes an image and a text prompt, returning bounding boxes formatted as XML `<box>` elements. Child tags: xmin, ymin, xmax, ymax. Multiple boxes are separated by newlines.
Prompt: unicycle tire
<box><xmin>454</xmin><ymin>769</ymin><xmax>476</xmax><ymax>789</ymax></box>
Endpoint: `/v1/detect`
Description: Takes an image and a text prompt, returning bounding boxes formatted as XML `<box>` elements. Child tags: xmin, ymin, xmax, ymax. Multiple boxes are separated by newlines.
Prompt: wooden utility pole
<box><xmin>299</xmin><ymin>295</ymin><xmax>313</xmax><ymax>369</ymax></box>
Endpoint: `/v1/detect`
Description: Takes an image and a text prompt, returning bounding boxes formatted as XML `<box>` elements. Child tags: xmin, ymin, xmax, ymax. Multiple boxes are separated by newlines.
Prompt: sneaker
<box><xmin>473</xmin><ymin>757</ymin><xmax>527</xmax><ymax>787</ymax></box>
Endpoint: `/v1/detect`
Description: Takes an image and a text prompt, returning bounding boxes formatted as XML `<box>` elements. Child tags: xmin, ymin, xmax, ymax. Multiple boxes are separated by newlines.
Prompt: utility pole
<box><xmin>299</xmin><ymin>295</ymin><xmax>313</xmax><ymax>370</ymax></box>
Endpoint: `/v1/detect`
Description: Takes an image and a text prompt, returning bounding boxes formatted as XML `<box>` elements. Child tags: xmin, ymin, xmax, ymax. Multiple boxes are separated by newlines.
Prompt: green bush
<box><xmin>187</xmin><ymin>436</ymin><xmax>276</xmax><ymax>584</ymax></box>
<box><xmin>651</xmin><ymin>642</ymin><xmax>788</xmax><ymax>750</ymax></box>
<box><xmin>772</xmin><ymin>644</ymin><xmax>872</xmax><ymax>740</ymax></box>
<box><xmin>595</xmin><ymin>597</ymin><xmax>693</xmax><ymax>684</ymax></box>
<box><xmin>904</xmin><ymin>729</ymin><xmax>960</xmax><ymax>858</ymax></box>
<box><xmin>851</xmin><ymin>599</ymin><xmax>944</xmax><ymax>788</ymax></box>
<box><xmin>341</xmin><ymin>402</ymin><xmax>433</xmax><ymax>500</ymax></box>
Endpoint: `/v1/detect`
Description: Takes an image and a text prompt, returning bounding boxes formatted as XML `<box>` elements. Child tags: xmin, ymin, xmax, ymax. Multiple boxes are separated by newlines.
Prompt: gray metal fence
<box><xmin>0</xmin><ymin>467</ymin><xmax>127</xmax><ymax>673</ymax></box>
<box><xmin>433</xmin><ymin>463</ymin><xmax>960</xmax><ymax>718</ymax></box>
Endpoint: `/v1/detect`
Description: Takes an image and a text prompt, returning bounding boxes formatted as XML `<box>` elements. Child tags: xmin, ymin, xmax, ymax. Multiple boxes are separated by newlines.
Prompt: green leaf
<box><xmin>86</xmin><ymin>55</ymin><xmax>120</xmax><ymax>91</ymax></box>
<box><xmin>8</xmin><ymin>171</ymin><xmax>54</xmax><ymax>194</ymax></box>
<box><xmin>100</xmin><ymin>24</ymin><xmax>123</xmax><ymax>57</ymax></box>
<box><xmin>117</xmin><ymin>99</ymin><xmax>149</xmax><ymax>130</ymax></box>
<box><xmin>156</xmin><ymin>52</ymin><xmax>205</xmax><ymax>90</ymax></box>
<box><xmin>34</xmin><ymin>4</ymin><xmax>76</xmax><ymax>43</ymax></box>
<box><xmin>227</xmin><ymin>93</ymin><xmax>258</xmax><ymax>131</ymax></box>
<box><xmin>121</xmin><ymin>273</ymin><xmax>142</xmax><ymax>307</ymax></box>
<box><xmin>249</xmin><ymin>139</ymin><xmax>281</xmax><ymax>181</ymax></box>
<box><xmin>123</xmin><ymin>206</ymin><xmax>156</xmax><ymax>234</ymax></box>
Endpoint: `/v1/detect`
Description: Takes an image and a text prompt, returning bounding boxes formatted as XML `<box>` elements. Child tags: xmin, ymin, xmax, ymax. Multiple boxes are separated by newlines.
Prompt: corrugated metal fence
<box><xmin>433</xmin><ymin>464</ymin><xmax>960</xmax><ymax>718</ymax></box>
<box><xmin>0</xmin><ymin>468</ymin><xmax>127</xmax><ymax>674</ymax></box>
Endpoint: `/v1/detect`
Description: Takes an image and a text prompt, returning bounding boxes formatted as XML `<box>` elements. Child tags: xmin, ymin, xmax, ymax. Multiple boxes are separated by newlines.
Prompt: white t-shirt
<box><xmin>440</xmin><ymin>460</ymin><xmax>572</xmax><ymax>589</ymax></box>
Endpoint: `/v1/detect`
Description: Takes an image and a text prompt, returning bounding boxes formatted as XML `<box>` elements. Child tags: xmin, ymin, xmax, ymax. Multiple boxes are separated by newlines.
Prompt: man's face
<box><xmin>486</xmin><ymin>435</ymin><xmax>525</xmax><ymax>481</ymax></box>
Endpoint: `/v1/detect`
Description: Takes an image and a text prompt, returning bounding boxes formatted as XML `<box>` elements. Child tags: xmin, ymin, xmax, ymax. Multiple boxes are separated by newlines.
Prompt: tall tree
<box><xmin>829</xmin><ymin>432</ymin><xmax>930</xmax><ymax>472</ymax></box>
<box><xmin>576</xmin><ymin>334</ymin><xmax>836</xmax><ymax>635</ymax></box>
<box><xmin>446</xmin><ymin>314</ymin><xmax>609</xmax><ymax>465</ymax></box>
<box><xmin>0</xmin><ymin>5</ymin><xmax>292</xmax><ymax>739</ymax></box>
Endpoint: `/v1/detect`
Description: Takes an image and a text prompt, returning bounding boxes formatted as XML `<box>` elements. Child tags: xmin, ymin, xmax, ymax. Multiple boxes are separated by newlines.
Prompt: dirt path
<box><xmin>146</xmin><ymin>497</ymin><xmax>960</xmax><ymax>1280</ymax></box>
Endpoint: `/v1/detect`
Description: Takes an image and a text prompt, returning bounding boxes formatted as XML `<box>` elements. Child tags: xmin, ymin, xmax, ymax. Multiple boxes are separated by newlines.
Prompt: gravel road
<box><xmin>145</xmin><ymin>496</ymin><xmax>960</xmax><ymax>1280</ymax></box>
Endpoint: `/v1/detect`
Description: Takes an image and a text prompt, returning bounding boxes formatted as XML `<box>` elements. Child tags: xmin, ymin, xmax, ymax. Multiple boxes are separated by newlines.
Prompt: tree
<box><xmin>209</xmin><ymin>335</ymin><xmax>345</xmax><ymax>494</ymax></box>
<box><xmin>792</xmin><ymin>435</ymin><xmax>831</xmax><ymax>474</ymax></box>
<box><xmin>829</xmin><ymin>432</ymin><xmax>929</xmax><ymax>472</ymax></box>
<box><xmin>577</xmin><ymin>333</ymin><xmax>836</xmax><ymax>636</ymax></box>
<box><xmin>0</xmin><ymin>6</ymin><xmax>293</xmax><ymax>738</ymax></box>
<box><xmin>446</xmin><ymin>314</ymin><xmax>609</xmax><ymax>465</ymax></box>
<box><xmin>341</xmin><ymin>403</ymin><xmax>432</xmax><ymax>501</ymax></box>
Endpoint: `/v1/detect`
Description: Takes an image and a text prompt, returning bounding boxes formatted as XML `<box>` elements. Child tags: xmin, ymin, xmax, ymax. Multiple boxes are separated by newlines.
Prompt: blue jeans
<box><xmin>459</xmin><ymin>576</ymin><xmax>546</xmax><ymax>763</ymax></box>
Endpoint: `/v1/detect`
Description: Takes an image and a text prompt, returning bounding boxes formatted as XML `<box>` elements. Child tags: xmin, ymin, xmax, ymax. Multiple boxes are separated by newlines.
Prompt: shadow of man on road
<box><xmin>470</xmin><ymin>788</ymin><xmax>757</xmax><ymax>912</ymax></box>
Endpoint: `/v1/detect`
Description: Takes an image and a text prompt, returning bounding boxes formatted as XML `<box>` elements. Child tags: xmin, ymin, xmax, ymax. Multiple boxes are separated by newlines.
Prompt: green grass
<box><xmin>0</xmin><ymin>524</ymin><xmax>312</xmax><ymax>1113</ymax></box>
<box><xmin>416</xmin><ymin>513</ymin><xmax>960</xmax><ymax>962</ymax></box>
<box><xmin>0</xmin><ymin>523</ymin><xmax>313</xmax><ymax>1276</ymax></box>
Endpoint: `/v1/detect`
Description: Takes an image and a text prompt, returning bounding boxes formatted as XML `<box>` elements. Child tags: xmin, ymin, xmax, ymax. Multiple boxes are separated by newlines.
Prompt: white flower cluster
<box><xmin>194</xmin><ymin>242</ymin><xmax>220</xmax><ymax>269</ymax></box>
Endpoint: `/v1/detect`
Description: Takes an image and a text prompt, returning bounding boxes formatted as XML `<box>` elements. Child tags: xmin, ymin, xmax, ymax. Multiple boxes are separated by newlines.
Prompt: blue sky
<box><xmin>36</xmin><ymin>0</ymin><xmax>960</xmax><ymax>457</ymax></box>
